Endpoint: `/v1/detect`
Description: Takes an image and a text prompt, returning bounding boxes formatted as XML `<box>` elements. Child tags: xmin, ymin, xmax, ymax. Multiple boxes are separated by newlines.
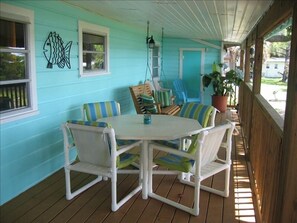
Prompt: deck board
<box><xmin>0</xmin><ymin>110</ymin><xmax>258</xmax><ymax>223</ymax></box>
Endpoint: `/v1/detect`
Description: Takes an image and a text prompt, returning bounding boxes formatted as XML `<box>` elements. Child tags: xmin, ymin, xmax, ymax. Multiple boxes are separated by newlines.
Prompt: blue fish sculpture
<box><xmin>43</xmin><ymin>32</ymin><xmax>72</xmax><ymax>69</ymax></box>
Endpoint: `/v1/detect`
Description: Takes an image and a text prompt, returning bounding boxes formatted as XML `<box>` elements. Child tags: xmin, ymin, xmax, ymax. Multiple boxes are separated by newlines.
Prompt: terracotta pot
<box><xmin>212</xmin><ymin>95</ymin><xmax>228</xmax><ymax>112</ymax></box>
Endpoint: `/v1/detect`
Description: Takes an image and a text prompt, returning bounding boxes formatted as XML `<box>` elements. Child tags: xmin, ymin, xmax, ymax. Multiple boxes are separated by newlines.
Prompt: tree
<box><xmin>265</xmin><ymin>25</ymin><xmax>291</xmax><ymax>82</ymax></box>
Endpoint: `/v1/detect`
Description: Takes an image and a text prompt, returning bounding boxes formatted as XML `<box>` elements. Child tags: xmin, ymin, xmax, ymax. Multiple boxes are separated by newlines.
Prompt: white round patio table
<box><xmin>98</xmin><ymin>114</ymin><xmax>203</xmax><ymax>199</ymax></box>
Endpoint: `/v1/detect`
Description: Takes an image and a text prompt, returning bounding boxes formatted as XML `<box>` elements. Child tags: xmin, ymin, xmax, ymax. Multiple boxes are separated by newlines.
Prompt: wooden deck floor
<box><xmin>0</xmin><ymin>110</ymin><xmax>257</xmax><ymax>223</ymax></box>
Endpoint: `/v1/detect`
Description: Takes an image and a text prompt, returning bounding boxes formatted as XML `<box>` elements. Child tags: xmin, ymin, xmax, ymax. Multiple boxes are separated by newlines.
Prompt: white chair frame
<box><xmin>177</xmin><ymin>105</ymin><xmax>218</xmax><ymax>151</ymax></box>
<box><xmin>148</xmin><ymin>121</ymin><xmax>235</xmax><ymax>216</ymax></box>
<box><xmin>62</xmin><ymin>122</ymin><xmax>142</xmax><ymax>212</ymax></box>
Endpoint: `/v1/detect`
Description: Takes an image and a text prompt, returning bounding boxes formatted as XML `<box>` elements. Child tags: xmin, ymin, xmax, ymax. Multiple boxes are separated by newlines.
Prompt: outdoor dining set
<box><xmin>61</xmin><ymin>83</ymin><xmax>235</xmax><ymax>216</ymax></box>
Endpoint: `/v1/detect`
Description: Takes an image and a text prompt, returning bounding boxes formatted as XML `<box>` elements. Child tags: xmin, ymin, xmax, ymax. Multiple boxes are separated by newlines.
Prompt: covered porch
<box><xmin>1</xmin><ymin>111</ymin><xmax>257</xmax><ymax>223</ymax></box>
<box><xmin>1</xmin><ymin>0</ymin><xmax>297</xmax><ymax>222</ymax></box>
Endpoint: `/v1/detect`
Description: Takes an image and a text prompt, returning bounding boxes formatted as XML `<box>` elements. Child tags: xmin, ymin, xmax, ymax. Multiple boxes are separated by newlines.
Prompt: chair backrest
<box><xmin>179</xmin><ymin>102</ymin><xmax>217</xmax><ymax>128</ymax></box>
<box><xmin>63</xmin><ymin>120</ymin><xmax>116</xmax><ymax>167</ymax></box>
<box><xmin>188</xmin><ymin>121</ymin><xmax>235</xmax><ymax>167</ymax></box>
<box><xmin>83</xmin><ymin>101</ymin><xmax>121</xmax><ymax>121</ymax></box>
<box><xmin>129</xmin><ymin>83</ymin><xmax>156</xmax><ymax>114</ymax></box>
<box><xmin>173</xmin><ymin>79</ymin><xmax>188</xmax><ymax>97</ymax></box>
<box><xmin>149</xmin><ymin>78</ymin><xmax>174</xmax><ymax>108</ymax></box>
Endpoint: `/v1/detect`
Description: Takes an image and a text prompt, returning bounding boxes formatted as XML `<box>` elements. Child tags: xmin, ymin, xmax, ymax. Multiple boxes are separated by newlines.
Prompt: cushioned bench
<box><xmin>129</xmin><ymin>83</ymin><xmax>180</xmax><ymax>116</ymax></box>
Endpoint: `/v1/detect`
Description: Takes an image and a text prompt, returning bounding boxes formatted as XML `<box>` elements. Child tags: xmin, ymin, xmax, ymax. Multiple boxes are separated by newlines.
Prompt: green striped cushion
<box><xmin>118</xmin><ymin>153</ymin><xmax>139</xmax><ymax>169</ymax></box>
<box><xmin>154</xmin><ymin>90</ymin><xmax>171</xmax><ymax>107</ymax></box>
<box><xmin>153</xmin><ymin>134</ymin><xmax>198</xmax><ymax>172</ymax></box>
<box><xmin>179</xmin><ymin>103</ymin><xmax>214</xmax><ymax>128</ymax></box>
<box><xmin>83</xmin><ymin>101</ymin><xmax>120</xmax><ymax>121</ymax></box>
<box><xmin>154</xmin><ymin>154</ymin><xmax>195</xmax><ymax>172</ymax></box>
<box><xmin>139</xmin><ymin>94</ymin><xmax>158</xmax><ymax>114</ymax></box>
<box><xmin>67</xmin><ymin>120</ymin><xmax>110</xmax><ymax>127</ymax></box>
<box><xmin>153</xmin><ymin>139</ymin><xmax>179</xmax><ymax>149</ymax></box>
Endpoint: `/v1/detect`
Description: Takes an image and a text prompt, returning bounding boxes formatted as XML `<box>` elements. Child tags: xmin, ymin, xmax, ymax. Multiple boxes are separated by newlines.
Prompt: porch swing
<box><xmin>129</xmin><ymin>22</ymin><xmax>180</xmax><ymax>116</ymax></box>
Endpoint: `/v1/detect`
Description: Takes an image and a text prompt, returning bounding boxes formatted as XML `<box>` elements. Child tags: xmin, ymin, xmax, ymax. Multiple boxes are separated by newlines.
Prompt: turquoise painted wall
<box><xmin>0</xmin><ymin>1</ymin><xmax>221</xmax><ymax>205</ymax></box>
<box><xmin>162</xmin><ymin>38</ymin><xmax>221</xmax><ymax>104</ymax></box>
<box><xmin>0</xmin><ymin>1</ymin><xmax>150</xmax><ymax>205</ymax></box>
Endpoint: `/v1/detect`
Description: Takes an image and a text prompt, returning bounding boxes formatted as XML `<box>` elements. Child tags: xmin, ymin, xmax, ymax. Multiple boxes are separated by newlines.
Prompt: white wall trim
<box><xmin>78</xmin><ymin>20</ymin><xmax>110</xmax><ymax>77</ymax></box>
<box><xmin>0</xmin><ymin>3</ymin><xmax>38</xmax><ymax>124</ymax></box>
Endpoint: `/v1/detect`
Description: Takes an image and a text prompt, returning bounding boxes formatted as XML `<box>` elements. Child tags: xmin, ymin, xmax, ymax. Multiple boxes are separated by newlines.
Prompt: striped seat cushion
<box><xmin>154</xmin><ymin>89</ymin><xmax>171</xmax><ymax>107</ymax></box>
<box><xmin>154</xmin><ymin>154</ymin><xmax>195</xmax><ymax>172</ymax></box>
<box><xmin>67</xmin><ymin>120</ymin><xmax>110</xmax><ymax>127</ymax></box>
<box><xmin>83</xmin><ymin>101</ymin><xmax>120</xmax><ymax>121</ymax></box>
<box><xmin>153</xmin><ymin>135</ymin><xmax>198</xmax><ymax>172</ymax></box>
<box><xmin>139</xmin><ymin>94</ymin><xmax>158</xmax><ymax>114</ymax></box>
<box><xmin>179</xmin><ymin>103</ymin><xmax>214</xmax><ymax>128</ymax></box>
<box><xmin>153</xmin><ymin>139</ymin><xmax>179</xmax><ymax>150</ymax></box>
<box><xmin>117</xmin><ymin>153</ymin><xmax>139</xmax><ymax>169</ymax></box>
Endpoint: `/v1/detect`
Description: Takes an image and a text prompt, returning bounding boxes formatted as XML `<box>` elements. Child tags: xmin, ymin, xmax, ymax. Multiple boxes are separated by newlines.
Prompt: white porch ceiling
<box><xmin>63</xmin><ymin>0</ymin><xmax>274</xmax><ymax>43</ymax></box>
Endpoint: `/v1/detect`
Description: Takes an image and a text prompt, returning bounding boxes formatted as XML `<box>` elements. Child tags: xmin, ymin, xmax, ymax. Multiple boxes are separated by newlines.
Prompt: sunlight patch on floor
<box><xmin>233</xmin><ymin>140</ymin><xmax>256</xmax><ymax>223</ymax></box>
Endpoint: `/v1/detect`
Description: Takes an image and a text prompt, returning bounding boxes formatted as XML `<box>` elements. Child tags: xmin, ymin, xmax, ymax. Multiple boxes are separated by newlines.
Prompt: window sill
<box><xmin>0</xmin><ymin>109</ymin><xmax>39</xmax><ymax>124</ymax></box>
<box><xmin>79</xmin><ymin>71</ymin><xmax>111</xmax><ymax>78</ymax></box>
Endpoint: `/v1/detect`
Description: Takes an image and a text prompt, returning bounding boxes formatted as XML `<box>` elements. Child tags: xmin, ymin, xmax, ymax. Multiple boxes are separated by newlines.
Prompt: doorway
<box><xmin>179</xmin><ymin>48</ymin><xmax>205</xmax><ymax>102</ymax></box>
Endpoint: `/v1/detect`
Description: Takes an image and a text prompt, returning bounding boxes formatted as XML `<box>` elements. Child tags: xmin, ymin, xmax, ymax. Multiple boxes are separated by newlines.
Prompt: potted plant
<box><xmin>202</xmin><ymin>63</ymin><xmax>242</xmax><ymax>112</ymax></box>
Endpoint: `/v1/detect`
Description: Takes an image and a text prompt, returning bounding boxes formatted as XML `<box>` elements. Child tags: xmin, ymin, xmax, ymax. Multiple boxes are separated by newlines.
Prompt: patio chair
<box><xmin>61</xmin><ymin>120</ymin><xmax>142</xmax><ymax>212</ymax></box>
<box><xmin>173</xmin><ymin>79</ymin><xmax>201</xmax><ymax>105</ymax></box>
<box><xmin>179</xmin><ymin>102</ymin><xmax>217</xmax><ymax>129</ymax></box>
<box><xmin>154</xmin><ymin>103</ymin><xmax>218</xmax><ymax>149</ymax></box>
<box><xmin>129</xmin><ymin>83</ymin><xmax>180</xmax><ymax>116</ymax></box>
<box><xmin>148</xmin><ymin>121</ymin><xmax>235</xmax><ymax>216</ymax></box>
<box><xmin>83</xmin><ymin>100</ymin><xmax>138</xmax><ymax>158</ymax></box>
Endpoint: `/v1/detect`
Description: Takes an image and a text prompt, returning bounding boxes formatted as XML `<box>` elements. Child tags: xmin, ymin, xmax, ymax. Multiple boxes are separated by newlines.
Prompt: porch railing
<box><xmin>239</xmin><ymin>82</ymin><xmax>283</xmax><ymax>223</ymax></box>
<box><xmin>0</xmin><ymin>83</ymin><xmax>27</xmax><ymax>111</ymax></box>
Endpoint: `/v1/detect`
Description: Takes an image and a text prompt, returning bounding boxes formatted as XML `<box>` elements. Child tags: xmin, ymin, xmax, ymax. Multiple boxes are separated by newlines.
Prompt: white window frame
<box><xmin>78</xmin><ymin>21</ymin><xmax>110</xmax><ymax>77</ymax></box>
<box><xmin>0</xmin><ymin>3</ymin><xmax>38</xmax><ymax>124</ymax></box>
<box><xmin>151</xmin><ymin>45</ymin><xmax>161</xmax><ymax>78</ymax></box>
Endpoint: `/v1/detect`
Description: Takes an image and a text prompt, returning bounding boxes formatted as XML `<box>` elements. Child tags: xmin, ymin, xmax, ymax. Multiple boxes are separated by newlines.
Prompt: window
<box><xmin>79</xmin><ymin>21</ymin><xmax>109</xmax><ymax>76</ymax></box>
<box><xmin>260</xmin><ymin>17</ymin><xmax>291</xmax><ymax>119</ymax></box>
<box><xmin>0</xmin><ymin>3</ymin><xmax>37</xmax><ymax>123</ymax></box>
<box><xmin>151</xmin><ymin>46</ymin><xmax>160</xmax><ymax>78</ymax></box>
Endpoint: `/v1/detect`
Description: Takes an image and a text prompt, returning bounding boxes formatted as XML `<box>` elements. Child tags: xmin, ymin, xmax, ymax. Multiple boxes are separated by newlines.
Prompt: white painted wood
<box><xmin>64</xmin><ymin>0</ymin><xmax>273</xmax><ymax>43</ymax></box>
<box><xmin>0</xmin><ymin>3</ymin><xmax>38</xmax><ymax>124</ymax></box>
<box><xmin>78</xmin><ymin>20</ymin><xmax>110</xmax><ymax>77</ymax></box>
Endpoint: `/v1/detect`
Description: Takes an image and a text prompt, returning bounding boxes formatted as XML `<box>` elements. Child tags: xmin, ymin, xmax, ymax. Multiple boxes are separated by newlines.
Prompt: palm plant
<box><xmin>202</xmin><ymin>63</ymin><xmax>242</xmax><ymax>96</ymax></box>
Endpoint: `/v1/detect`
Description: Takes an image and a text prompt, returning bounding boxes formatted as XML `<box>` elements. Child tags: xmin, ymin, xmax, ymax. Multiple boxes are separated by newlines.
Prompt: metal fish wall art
<box><xmin>43</xmin><ymin>32</ymin><xmax>72</xmax><ymax>69</ymax></box>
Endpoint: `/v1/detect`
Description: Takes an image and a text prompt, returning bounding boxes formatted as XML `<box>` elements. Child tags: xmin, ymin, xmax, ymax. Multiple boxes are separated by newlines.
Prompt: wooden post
<box><xmin>239</xmin><ymin>49</ymin><xmax>244</xmax><ymax>71</ymax></box>
<box><xmin>244</xmin><ymin>40</ymin><xmax>251</xmax><ymax>83</ymax></box>
<box><xmin>252</xmin><ymin>28</ymin><xmax>263</xmax><ymax>95</ymax></box>
<box><xmin>276</xmin><ymin>2</ymin><xmax>297</xmax><ymax>222</ymax></box>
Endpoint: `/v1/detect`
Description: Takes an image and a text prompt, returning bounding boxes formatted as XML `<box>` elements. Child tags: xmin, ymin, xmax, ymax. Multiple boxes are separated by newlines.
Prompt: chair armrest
<box><xmin>116</xmin><ymin>140</ymin><xmax>142</xmax><ymax>156</ymax></box>
<box><xmin>149</xmin><ymin>142</ymin><xmax>194</xmax><ymax>160</ymax></box>
<box><xmin>175</xmin><ymin>91</ymin><xmax>186</xmax><ymax>104</ymax></box>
